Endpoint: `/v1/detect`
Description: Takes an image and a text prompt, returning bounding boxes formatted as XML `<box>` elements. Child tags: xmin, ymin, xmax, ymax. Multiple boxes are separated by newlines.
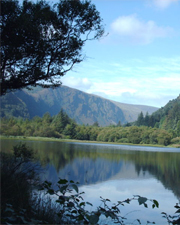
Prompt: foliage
<box><xmin>1</xmin><ymin>0</ymin><xmax>104</xmax><ymax>95</ymax></box>
<box><xmin>2</xmin><ymin>203</ymin><xmax>44</xmax><ymax>225</ymax></box>
<box><xmin>134</xmin><ymin>95</ymin><xmax>180</xmax><ymax>134</ymax></box>
<box><xmin>1</xmin><ymin>111</ymin><xmax>178</xmax><ymax>146</ymax></box>
<box><xmin>161</xmin><ymin>203</ymin><xmax>180</xmax><ymax>225</ymax></box>
<box><xmin>1</xmin><ymin>143</ymin><xmax>40</xmax><ymax>224</ymax></box>
<box><xmin>40</xmin><ymin>178</ymin><xmax>159</xmax><ymax>225</ymax></box>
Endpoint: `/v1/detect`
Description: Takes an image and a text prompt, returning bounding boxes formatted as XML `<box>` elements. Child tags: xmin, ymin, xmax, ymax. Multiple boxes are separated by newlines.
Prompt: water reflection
<box><xmin>2</xmin><ymin>139</ymin><xmax>180</xmax><ymax>200</ymax></box>
<box><xmin>1</xmin><ymin>139</ymin><xmax>180</xmax><ymax>223</ymax></box>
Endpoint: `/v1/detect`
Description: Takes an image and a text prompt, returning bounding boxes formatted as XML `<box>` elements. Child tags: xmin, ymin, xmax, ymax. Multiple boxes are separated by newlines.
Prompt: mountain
<box><xmin>111</xmin><ymin>100</ymin><xmax>158</xmax><ymax>123</ymax></box>
<box><xmin>0</xmin><ymin>86</ymin><xmax>158</xmax><ymax>126</ymax></box>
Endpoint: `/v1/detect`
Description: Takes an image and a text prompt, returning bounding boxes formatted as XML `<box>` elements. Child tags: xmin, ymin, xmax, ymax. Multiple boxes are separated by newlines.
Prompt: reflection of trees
<box><xmin>2</xmin><ymin>140</ymin><xmax>180</xmax><ymax>199</ymax></box>
<box><xmin>134</xmin><ymin>157</ymin><xmax>180</xmax><ymax>200</ymax></box>
<box><xmin>33</xmin><ymin>143</ymin><xmax>180</xmax><ymax>199</ymax></box>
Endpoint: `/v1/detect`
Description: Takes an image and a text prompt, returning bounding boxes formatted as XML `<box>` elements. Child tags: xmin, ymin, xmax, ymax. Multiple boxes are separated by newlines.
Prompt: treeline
<box><xmin>135</xmin><ymin>101</ymin><xmax>180</xmax><ymax>132</ymax></box>
<box><xmin>1</xmin><ymin>109</ymin><xmax>180</xmax><ymax>146</ymax></box>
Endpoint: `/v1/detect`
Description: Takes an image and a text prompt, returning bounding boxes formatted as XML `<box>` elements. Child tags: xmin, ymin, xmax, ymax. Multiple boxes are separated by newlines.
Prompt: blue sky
<box><xmin>61</xmin><ymin>0</ymin><xmax>180</xmax><ymax>107</ymax></box>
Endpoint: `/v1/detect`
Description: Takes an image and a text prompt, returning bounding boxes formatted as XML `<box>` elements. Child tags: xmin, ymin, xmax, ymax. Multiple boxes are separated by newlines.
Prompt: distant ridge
<box><xmin>0</xmin><ymin>85</ymin><xmax>158</xmax><ymax>126</ymax></box>
<box><xmin>111</xmin><ymin>100</ymin><xmax>158</xmax><ymax>123</ymax></box>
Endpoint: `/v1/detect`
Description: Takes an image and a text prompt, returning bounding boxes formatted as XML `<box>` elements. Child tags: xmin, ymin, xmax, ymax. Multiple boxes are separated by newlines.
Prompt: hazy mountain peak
<box><xmin>1</xmin><ymin>85</ymin><xmax>158</xmax><ymax>126</ymax></box>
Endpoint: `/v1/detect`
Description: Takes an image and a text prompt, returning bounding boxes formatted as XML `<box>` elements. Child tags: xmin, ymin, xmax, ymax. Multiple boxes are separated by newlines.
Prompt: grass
<box><xmin>0</xmin><ymin>135</ymin><xmax>172</xmax><ymax>148</ymax></box>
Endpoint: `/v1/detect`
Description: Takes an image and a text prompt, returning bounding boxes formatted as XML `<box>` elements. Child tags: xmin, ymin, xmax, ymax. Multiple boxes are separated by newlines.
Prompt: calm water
<box><xmin>1</xmin><ymin>139</ymin><xmax>180</xmax><ymax>224</ymax></box>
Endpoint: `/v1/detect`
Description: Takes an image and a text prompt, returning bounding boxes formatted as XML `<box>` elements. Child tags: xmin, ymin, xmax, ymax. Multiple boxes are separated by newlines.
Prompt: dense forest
<box><xmin>1</xmin><ymin>108</ymin><xmax>180</xmax><ymax>147</ymax></box>
<box><xmin>134</xmin><ymin>94</ymin><xmax>180</xmax><ymax>132</ymax></box>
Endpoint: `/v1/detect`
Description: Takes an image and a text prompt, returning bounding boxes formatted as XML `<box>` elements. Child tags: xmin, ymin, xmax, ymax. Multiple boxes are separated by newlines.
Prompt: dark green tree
<box><xmin>52</xmin><ymin>109</ymin><xmax>71</xmax><ymax>133</ymax></box>
<box><xmin>177</xmin><ymin>120</ymin><xmax>180</xmax><ymax>137</ymax></box>
<box><xmin>63</xmin><ymin>121</ymin><xmax>77</xmax><ymax>138</ymax></box>
<box><xmin>136</xmin><ymin>112</ymin><xmax>144</xmax><ymax>126</ymax></box>
<box><xmin>117</xmin><ymin>120</ymin><xmax>122</xmax><ymax>127</ymax></box>
<box><xmin>128</xmin><ymin>126</ymin><xmax>141</xmax><ymax>144</ymax></box>
<box><xmin>93</xmin><ymin>121</ymin><xmax>99</xmax><ymax>127</ymax></box>
<box><xmin>1</xmin><ymin>0</ymin><xmax>104</xmax><ymax>95</ymax></box>
<box><xmin>144</xmin><ymin>112</ymin><xmax>150</xmax><ymax>126</ymax></box>
<box><xmin>148</xmin><ymin>114</ymin><xmax>156</xmax><ymax>127</ymax></box>
<box><xmin>42</xmin><ymin>112</ymin><xmax>52</xmax><ymax>125</ymax></box>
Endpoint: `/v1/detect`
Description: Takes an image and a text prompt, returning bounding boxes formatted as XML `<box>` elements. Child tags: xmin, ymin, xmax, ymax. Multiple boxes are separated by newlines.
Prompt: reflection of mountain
<box><xmin>43</xmin><ymin>158</ymin><xmax>126</xmax><ymax>185</ymax></box>
<box><xmin>109</xmin><ymin>164</ymin><xmax>152</xmax><ymax>180</ymax></box>
<box><xmin>32</xmin><ymin>142</ymin><xmax>180</xmax><ymax>200</ymax></box>
<box><xmin>1</xmin><ymin>139</ymin><xmax>180</xmax><ymax>199</ymax></box>
<box><xmin>54</xmin><ymin>159</ymin><xmax>153</xmax><ymax>185</ymax></box>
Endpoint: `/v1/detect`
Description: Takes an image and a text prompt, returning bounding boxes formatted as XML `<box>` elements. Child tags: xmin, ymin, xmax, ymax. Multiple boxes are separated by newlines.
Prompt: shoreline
<box><xmin>1</xmin><ymin>135</ymin><xmax>179</xmax><ymax>148</ymax></box>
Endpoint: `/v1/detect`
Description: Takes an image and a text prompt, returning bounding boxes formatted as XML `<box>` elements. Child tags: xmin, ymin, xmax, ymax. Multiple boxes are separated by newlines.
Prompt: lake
<box><xmin>1</xmin><ymin>138</ymin><xmax>180</xmax><ymax>224</ymax></box>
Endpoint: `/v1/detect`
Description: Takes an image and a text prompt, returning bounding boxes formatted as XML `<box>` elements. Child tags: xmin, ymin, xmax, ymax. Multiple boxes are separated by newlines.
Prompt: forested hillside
<box><xmin>135</xmin><ymin>94</ymin><xmax>180</xmax><ymax>135</ymax></box>
<box><xmin>0</xmin><ymin>86</ymin><xmax>158</xmax><ymax>126</ymax></box>
<box><xmin>1</xmin><ymin>109</ymin><xmax>180</xmax><ymax>147</ymax></box>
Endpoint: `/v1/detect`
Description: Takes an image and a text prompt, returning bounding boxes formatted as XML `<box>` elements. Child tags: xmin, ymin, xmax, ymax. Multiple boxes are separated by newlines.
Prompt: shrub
<box><xmin>1</xmin><ymin>143</ymin><xmax>40</xmax><ymax>224</ymax></box>
<box><xmin>118</xmin><ymin>138</ymin><xmax>129</xmax><ymax>143</ymax></box>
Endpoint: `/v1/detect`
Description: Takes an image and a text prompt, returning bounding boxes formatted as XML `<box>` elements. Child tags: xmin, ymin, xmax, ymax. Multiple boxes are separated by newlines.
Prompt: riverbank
<box><xmin>1</xmin><ymin>135</ymin><xmax>179</xmax><ymax>148</ymax></box>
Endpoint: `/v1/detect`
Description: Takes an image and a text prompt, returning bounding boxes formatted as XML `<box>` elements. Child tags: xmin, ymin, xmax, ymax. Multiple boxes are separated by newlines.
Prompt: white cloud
<box><xmin>61</xmin><ymin>76</ymin><xmax>93</xmax><ymax>91</ymax></box>
<box><xmin>152</xmin><ymin>0</ymin><xmax>179</xmax><ymax>9</ymax></box>
<box><xmin>62</xmin><ymin>57</ymin><xmax>180</xmax><ymax>107</ymax></box>
<box><xmin>111</xmin><ymin>14</ymin><xmax>173</xmax><ymax>44</ymax></box>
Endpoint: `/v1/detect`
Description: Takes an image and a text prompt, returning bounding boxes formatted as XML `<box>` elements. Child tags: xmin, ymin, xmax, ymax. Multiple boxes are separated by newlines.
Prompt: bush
<box><xmin>1</xmin><ymin>143</ymin><xmax>40</xmax><ymax>224</ymax></box>
<box><xmin>157</xmin><ymin>130</ymin><xmax>172</xmax><ymax>146</ymax></box>
<box><xmin>171</xmin><ymin>137</ymin><xmax>180</xmax><ymax>144</ymax></box>
<box><xmin>118</xmin><ymin>138</ymin><xmax>129</xmax><ymax>143</ymax></box>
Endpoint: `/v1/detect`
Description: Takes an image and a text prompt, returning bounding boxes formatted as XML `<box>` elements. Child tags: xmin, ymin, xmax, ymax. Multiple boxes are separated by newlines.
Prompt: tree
<box><xmin>1</xmin><ymin>0</ymin><xmax>104</xmax><ymax>95</ymax></box>
<box><xmin>63</xmin><ymin>121</ymin><xmax>77</xmax><ymax>138</ymax></box>
<box><xmin>136</xmin><ymin>111</ymin><xmax>144</xmax><ymax>126</ymax></box>
<box><xmin>157</xmin><ymin>130</ymin><xmax>172</xmax><ymax>146</ymax></box>
<box><xmin>42</xmin><ymin>112</ymin><xmax>52</xmax><ymax>124</ymax></box>
<box><xmin>144</xmin><ymin>112</ymin><xmax>150</xmax><ymax>126</ymax></box>
<box><xmin>128</xmin><ymin>126</ymin><xmax>141</xmax><ymax>144</ymax></box>
<box><xmin>117</xmin><ymin>120</ymin><xmax>122</xmax><ymax>127</ymax></box>
<box><xmin>177</xmin><ymin>120</ymin><xmax>180</xmax><ymax>137</ymax></box>
<box><xmin>52</xmin><ymin>109</ymin><xmax>71</xmax><ymax>133</ymax></box>
<box><xmin>92</xmin><ymin>121</ymin><xmax>99</xmax><ymax>127</ymax></box>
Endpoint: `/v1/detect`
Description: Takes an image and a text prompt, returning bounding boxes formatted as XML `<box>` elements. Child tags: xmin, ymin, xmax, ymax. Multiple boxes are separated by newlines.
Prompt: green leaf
<box><xmin>60</xmin><ymin>185</ymin><xmax>68</xmax><ymax>194</ymax></box>
<box><xmin>175</xmin><ymin>208</ymin><xmax>180</xmax><ymax>213</ymax></box>
<box><xmin>68</xmin><ymin>202</ymin><xmax>74</xmax><ymax>207</ymax></box>
<box><xmin>78</xmin><ymin>214</ymin><xmax>84</xmax><ymax>221</ymax></box>
<box><xmin>89</xmin><ymin>214</ymin><xmax>100</xmax><ymax>224</ymax></box>
<box><xmin>144</xmin><ymin>203</ymin><xmax>148</xmax><ymax>208</ymax></box>
<box><xmin>44</xmin><ymin>181</ymin><xmax>52</xmax><ymax>188</ymax></box>
<box><xmin>72</xmin><ymin>184</ymin><xmax>78</xmax><ymax>193</ymax></box>
<box><xmin>47</xmin><ymin>189</ymin><xmax>54</xmax><ymax>195</ymax></box>
<box><xmin>75</xmin><ymin>198</ymin><xmax>80</xmax><ymax>202</ymax></box>
<box><xmin>86</xmin><ymin>202</ymin><xmax>93</xmax><ymax>206</ymax></box>
<box><xmin>153</xmin><ymin>199</ymin><xmax>159</xmax><ymax>208</ymax></box>
<box><xmin>125</xmin><ymin>198</ymin><xmax>131</xmax><ymax>204</ymax></box>
<box><xmin>58</xmin><ymin>179</ymin><xmax>68</xmax><ymax>184</ymax></box>
<box><xmin>71</xmin><ymin>210</ymin><xmax>77</xmax><ymax>214</ymax></box>
<box><xmin>80</xmin><ymin>202</ymin><xmax>85</xmax><ymax>207</ymax></box>
<box><xmin>138</xmin><ymin>197</ymin><xmax>147</xmax><ymax>205</ymax></box>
